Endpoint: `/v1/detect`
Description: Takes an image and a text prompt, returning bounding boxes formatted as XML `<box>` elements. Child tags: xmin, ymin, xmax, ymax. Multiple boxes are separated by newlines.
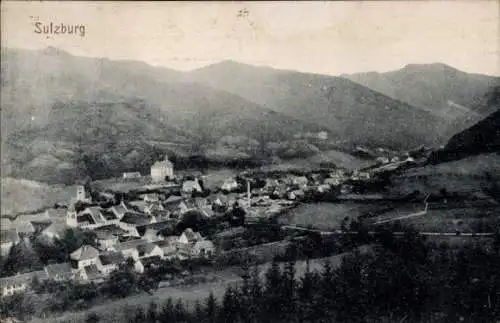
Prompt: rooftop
<box><xmin>99</xmin><ymin>251</ymin><xmax>125</xmax><ymax>266</ymax></box>
<box><xmin>120</xmin><ymin>212</ymin><xmax>152</xmax><ymax>226</ymax></box>
<box><xmin>70</xmin><ymin>245</ymin><xmax>99</xmax><ymax>261</ymax></box>
<box><xmin>45</xmin><ymin>262</ymin><xmax>74</xmax><ymax>277</ymax></box>
<box><xmin>0</xmin><ymin>270</ymin><xmax>48</xmax><ymax>287</ymax></box>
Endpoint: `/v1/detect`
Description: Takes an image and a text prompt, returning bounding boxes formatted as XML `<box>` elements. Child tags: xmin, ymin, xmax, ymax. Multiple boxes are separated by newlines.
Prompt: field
<box><xmin>279</xmin><ymin>202</ymin><xmax>392</xmax><ymax>230</ymax></box>
<box><xmin>1</xmin><ymin>177</ymin><xmax>73</xmax><ymax>216</ymax></box>
<box><xmin>397</xmin><ymin>206</ymin><xmax>500</xmax><ymax>233</ymax></box>
<box><xmin>390</xmin><ymin>153</ymin><xmax>500</xmax><ymax>198</ymax></box>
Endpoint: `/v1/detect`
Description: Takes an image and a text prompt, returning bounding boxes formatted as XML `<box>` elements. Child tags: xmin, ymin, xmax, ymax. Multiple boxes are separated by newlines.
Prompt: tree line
<box><xmin>79</xmin><ymin>229</ymin><xmax>499</xmax><ymax>323</ymax></box>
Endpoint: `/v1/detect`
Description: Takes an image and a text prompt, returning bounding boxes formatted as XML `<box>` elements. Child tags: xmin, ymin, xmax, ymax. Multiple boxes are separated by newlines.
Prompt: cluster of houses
<box><xmin>0</xmin><ymin>227</ymin><xmax>214</xmax><ymax>296</ymax></box>
<box><xmin>0</xmin><ymin>153</ymin><xmax>378</xmax><ymax>298</ymax></box>
<box><xmin>0</xmin><ymin>156</ymin><xmax>223</xmax><ymax>297</ymax></box>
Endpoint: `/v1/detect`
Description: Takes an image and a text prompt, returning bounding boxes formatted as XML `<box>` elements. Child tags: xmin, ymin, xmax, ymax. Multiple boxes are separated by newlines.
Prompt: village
<box><xmin>0</xmin><ymin>153</ymin><xmax>419</xmax><ymax>298</ymax></box>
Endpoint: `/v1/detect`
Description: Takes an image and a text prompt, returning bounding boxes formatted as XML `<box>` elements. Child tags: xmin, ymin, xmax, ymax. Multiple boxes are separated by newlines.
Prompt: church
<box><xmin>150</xmin><ymin>155</ymin><xmax>174</xmax><ymax>182</ymax></box>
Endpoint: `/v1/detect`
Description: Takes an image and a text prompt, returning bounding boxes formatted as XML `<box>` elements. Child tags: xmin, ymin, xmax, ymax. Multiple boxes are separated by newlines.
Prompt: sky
<box><xmin>1</xmin><ymin>1</ymin><xmax>499</xmax><ymax>76</ymax></box>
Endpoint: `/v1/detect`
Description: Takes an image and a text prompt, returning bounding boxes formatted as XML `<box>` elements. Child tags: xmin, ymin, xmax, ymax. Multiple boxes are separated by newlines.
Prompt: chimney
<box><xmin>247</xmin><ymin>180</ymin><xmax>251</xmax><ymax>207</ymax></box>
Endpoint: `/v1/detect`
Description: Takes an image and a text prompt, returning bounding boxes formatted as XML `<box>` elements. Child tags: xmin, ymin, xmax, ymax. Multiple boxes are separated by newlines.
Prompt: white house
<box><xmin>151</xmin><ymin>155</ymin><xmax>174</xmax><ymax>182</ymax></box>
<box><xmin>70</xmin><ymin>185</ymin><xmax>92</xmax><ymax>204</ymax></box>
<box><xmin>44</xmin><ymin>263</ymin><xmax>77</xmax><ymax>282</ymax></box>
<box><xmin>123</xmin><ymin>172</ymin><xmax>141</xmax><ymax>179</ymax></box>
<box><xmin>178</xmin><ymin>228</ymin><xmax>203</xmax><ymax>244</ymax></box>
<box><xmin>70</xmin><ymin>245</ymin><xmax>100</xmax><ymax>269</ymax></box>
<box><xmin>0</xmin><ymin>271</ymin><xmax>48</xmax><ymax>297</ymax></box>
<box><xmin>191</xmin><ymin>240</ymin><xmax>215</xmax><ymax>258</ymax></box>
<box><xmin>182</xmin><ymin>180</ymin><xmax>203</xmax><ymax>194</ymax></box>
<box><xmin>99</xmin><ymin>252</ymin><xmax>125</xmax><ymax>275</ymax></box>
<box><xmin>95</xmin><ymin>231</ymin><xmax>119</xmax><ymax>251</ymax></box>
<box><xmin>221</xmin><ymin>178</ymin><xmax>239</xmax><ymax>192</ymax></box>
<box><xmin>137</xmin><ymin>242</ymin><xmax>164</xmax><ymax>259</ymax></box>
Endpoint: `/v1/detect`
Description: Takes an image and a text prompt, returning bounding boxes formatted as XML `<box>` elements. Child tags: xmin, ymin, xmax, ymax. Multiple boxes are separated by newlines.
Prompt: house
<box><xmin>317</xmin><ymin>131</ymin><xmax>328</xmax><ymax>140</ymax></box>
<box><xmin>136</xmin><ymin>220</ymin><xmax>176</xmax><ymax>241</ymax></box>
<box><xmin>134</xmin><ymin>259</ymin><xmax>145</xmax><ymax>273</ymax></box>
<box><xmin>70</xmin><ymin>185</ymin><xmax>92</xmax><ymax>204</ymax></box>
<box><xmin>316</xmin><ymin>184</ymin><xmax>331</xmax><ymax>193</ymax></box>
<box><xmin>145</xmin><ymin>202</ymin><xmax>165</xmax><ymax>215</ymax></box>
<box><xmin>38</xmin><ymin>221</ymin><xmax>66</xmax><ymax>241</ymax></box>
<box><xmin>292</xmin><ymin>176</ymin><xmax>309</xmax><ymax>188</ymax></box>
<box><xmin>100</xmin><ymin>208</ymin><xmax>120</xmax><ymax>225</ymax></box>
<box><xmin>141</xmin><ymin>256</ymin><xmax>164</xmax><ymax>270</ymax></box>
<box><xmin>81</xmin><ymin>264</ymin><xmax>105</xmax><ymax>283</ymax></box>
<box><xmin>163</xmin><ymin>196</ymin><xmax>188</xmax><ymax>216</ymax></box>
<box><xmin>110</xmin><ymin>202</ymin><xmax>130</xmax><ymax>220</ymax></box>
<box><xmin>0</xmin><ymin>271</ymin><xmax>48</xmax><ymax>297</ymax></box>
<box><xmin>114</xmin><ymin>239</ymin><xmax>149</xmax><ymax>260</ymax></box>
<box><xmin>151</xmin><ymin>155</ymin><xmax>174</xmax><ymax>182</ymax></box>
<box><xmin>70</xmin><ymin>245</ymin><xmax>100</xmax><ymax>269</ymax></box>
<box><xmin>376</xmin><ymin>156</ymin><xmax>390</xmax><ymax>164</ymax></box>
<box><xmin>358</xmin><ymin>172</ymin><xmax>371</xmax><ymax>180</ymax></box>
<box><xmin>98</xmin><ymin>192</ymin><xmax>116</xmax><ymax>204</ymax></box>
<box><xmin>137</xmin><ymin>242</ymin><xmax>164</xmax><ymax>259</ymax></box>
<box><xmin>178</xmin><ymin>228</ymin><xmax>203</xmax><ymax>244</ymax></box>
<box><xmin>191</xmin><ymin>240</ymin><xmax>215</xmax><ymax>258</ymax></box>
<box><xmin>0</xmin><ymin>229</ymin><xmax>20</xmax><ymax>256</ymax></box>
<box><xmin>123</xmin><ymin>172</ymin><xmax>141</xmax><ymax>179</ymax></box>
<box><xmin>70</xmin><ymin>207</ymin><xmax>106</xmax><ymax>230</ymax></box>
<box><xmin>44</xmin><ymin>262</ymin><xmax>76</xmax><ymax>281</ymax></box>
<box><xmin>139</xmin><ymin>193</ymin><xmax>160</xmax><ymax>202</ymax></box>
<box><xmin>120</xmin><ymin>212</ymin><xmax>154</xmax><ymax>229</ymax></box>
<box><xmin>95</xmin><ymin>230</ymin><xmax>119</xmax><ymax>251</ymax></box>
<box><xmin>324</xmin><ymin>178</ymin><xmax>341</xmax><ymax>186</ymax></box>
<box><xmin>182</xmin><ymin>180</ymin><xmax>203</xmax><ymax>194</ymax></box>
<box><xmin>99</xmin><ymin>251</ymin><xmax>125</xmax><ymax>275</ymax></box>
<box><xmin>129</xmin><ymin>201</ymin><xmax>147</xmax><ymax>213</ymax></box>
<box><xmin>94</xmin><ymin>224</ymin><xmax>129</xmax><ymax>238</ymax></box>
<box><xmin>155</xmin><ymin>237</ymin><xmax>179</xmax><ymax>257</ymax></box>
<box><xmin>221</xmin><ymin>178</ymin><xmax>239</xmax><ymax>192</ymax></box>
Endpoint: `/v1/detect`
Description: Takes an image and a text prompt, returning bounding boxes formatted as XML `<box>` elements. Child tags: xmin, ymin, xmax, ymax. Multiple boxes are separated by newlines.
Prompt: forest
<box><xmin>2</xmin><ymin>228</ymin><xmax>499</xmax><ymax>323</ymax></box>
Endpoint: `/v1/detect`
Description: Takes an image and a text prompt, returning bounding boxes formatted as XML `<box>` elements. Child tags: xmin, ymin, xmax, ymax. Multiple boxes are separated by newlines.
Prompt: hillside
<box><xmin>1</xmin><ymin>48</ymin><xmax>327</xmax><ymax>183</ymax></box>
<box><xmin>428</xmin><ymin>109</ymin><xmax>500</xmax><ymax>164</ymax></box>
<box><xmin>0</xmin><ymin>177</ymin><xmax>73</xmax><ymax>216</ymax></box>
<box><xmin>188</xmin><ymin>61</ymin><xmax>446</xmax><ymax>150</ymax></box>
<box><xmin>344</xmin><ymin>63</ymin><xmax>500</xmax><ymax>136</ymax></box>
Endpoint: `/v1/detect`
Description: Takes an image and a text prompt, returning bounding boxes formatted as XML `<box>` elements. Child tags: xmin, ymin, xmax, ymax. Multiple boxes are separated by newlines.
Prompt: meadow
<box><xmin>279</xmin><ymin>202</ymin><xmax>392</xmax><ymax>230</ymax></box>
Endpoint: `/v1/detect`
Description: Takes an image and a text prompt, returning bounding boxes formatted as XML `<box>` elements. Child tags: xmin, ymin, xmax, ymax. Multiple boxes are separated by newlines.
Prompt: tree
<box><xmin>205</xmin><ymin>292</ymin><xmax>218</xmax><ymax>323</ymax></box>
<box><xmin>160</xmin><ymin>298</ymin><xmax>175</xmax><ymax>323</ymax></box>
<box><xmin>174</xmin><ymin>299</ymin><xmax>186</xmax><ymax>322</ymax></box>
<box><xmin>85</xmin><ymin>312</ymin><xmax>100</xmax><ymax>323</ymax></box>
<box><xmin>133</xmin><ymin>307</ymin><xmax>146</xmax><ymax>323</ymax></box>
<box><xmin>220</xmin><ymin>286</ymin><xmax>239</xmax><ymax>323</ymax></box>
<box><xmin>147</xmin><ymin>301</ymin><xmax>157</xmax><ymax>323</ymax></box>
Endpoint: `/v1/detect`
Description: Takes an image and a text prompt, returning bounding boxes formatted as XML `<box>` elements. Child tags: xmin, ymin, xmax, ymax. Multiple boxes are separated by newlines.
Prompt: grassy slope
<box><xmin>1</xmin><ymin>177</ymin><xmax>72</xmax><ymax>216</ymax></box>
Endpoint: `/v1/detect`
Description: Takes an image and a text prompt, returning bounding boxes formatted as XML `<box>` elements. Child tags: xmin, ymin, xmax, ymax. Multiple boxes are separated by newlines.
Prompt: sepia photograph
<box><xmin>0</xmin><ymin>1</ymin><xmax>499</xmax><ymax>322</ymax></box>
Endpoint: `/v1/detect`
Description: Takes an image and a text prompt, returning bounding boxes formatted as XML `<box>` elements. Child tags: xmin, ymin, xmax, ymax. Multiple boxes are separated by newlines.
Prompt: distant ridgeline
<box><xmin>427</xmin><ymin>109</ymin><xmax>500</xmax><ymax>164</ymax></box>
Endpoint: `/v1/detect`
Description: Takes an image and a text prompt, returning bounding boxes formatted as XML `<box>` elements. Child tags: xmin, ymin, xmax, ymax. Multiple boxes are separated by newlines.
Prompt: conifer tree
<box><xmin>147</xmin><ymin>301</ymin><xmax>157</xmax><ymax>323</ymax></box>
<box><xmin>174</xmin><ymin>299</ymin><xmax>186</xmax><ymax>322</ymax></box>
<box><xmin>160</xmin><ymin>298</ymin><xmax>175</xmax><ymax>323</ymax></box>
<box><xmin>205</xmin><ymin>292</ymin><xmax>218</xmax><ymax>323</ymax></box>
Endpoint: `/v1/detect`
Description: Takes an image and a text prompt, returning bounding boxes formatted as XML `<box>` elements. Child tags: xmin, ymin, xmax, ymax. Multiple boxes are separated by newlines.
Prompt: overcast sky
<box><xmin>1</xmin><ymin>1</ymin><xmax>499</xmax><ymax>76</ymax></box>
